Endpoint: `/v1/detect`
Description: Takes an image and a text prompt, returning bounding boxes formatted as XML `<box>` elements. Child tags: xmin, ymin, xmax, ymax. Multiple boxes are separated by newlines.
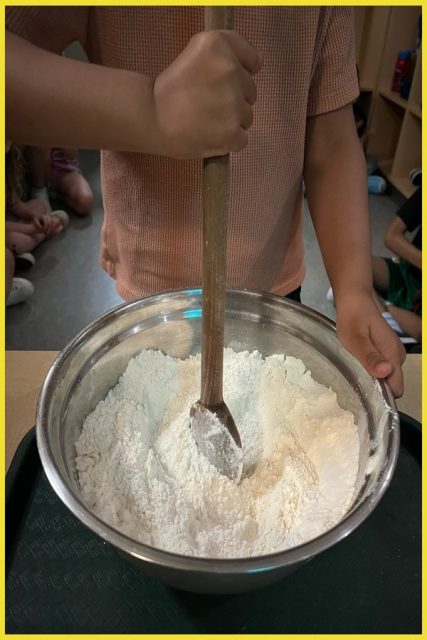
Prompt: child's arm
<box><xmin>385</xmin><ymin>217</ymin><xmax>422</xmax><ymax>270</ymax></box>
<box><xmin>304</xmin><ymin>103</ymin><xmax>406</xmax><ymax>397</ymax></box>
<box><xmin>8</xmin><ymin>196</ymin><xmax>33</xmax><ymax>221</ymax></box>
<box><xmin>9</xmin><ymin>197</ymin><xmax>51</xmax><ymax>233</ymax></box>
<box><xmin>7</xmin><ymin>30</ymin><xmax>260</xmax><ymax>159</ymax></box>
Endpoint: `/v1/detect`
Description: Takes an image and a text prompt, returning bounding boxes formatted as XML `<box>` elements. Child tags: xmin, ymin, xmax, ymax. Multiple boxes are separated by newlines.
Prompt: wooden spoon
<box><xmin>190</xmin><ymin>6</ymin><xmax>243</xmax><ymax>482</ymax></box>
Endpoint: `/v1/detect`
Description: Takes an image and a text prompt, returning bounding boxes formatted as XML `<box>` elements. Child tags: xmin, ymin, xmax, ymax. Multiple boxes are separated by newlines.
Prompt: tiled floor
<box><xmin>6</xmin><ymin>150</ymin><xmax>404</xmax><ymax>350</ymax></box>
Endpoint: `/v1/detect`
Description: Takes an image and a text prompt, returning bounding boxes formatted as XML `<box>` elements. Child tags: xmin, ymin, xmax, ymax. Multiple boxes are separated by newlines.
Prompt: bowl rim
<box><xmin>36</xmin><ymin>287</ymin><xmax>400</xmax><ymax>573</ymax></box>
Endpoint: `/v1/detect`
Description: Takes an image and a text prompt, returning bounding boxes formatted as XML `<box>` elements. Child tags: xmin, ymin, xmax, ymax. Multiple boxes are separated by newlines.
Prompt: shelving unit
<box><xmin>354</xmin><ymin>7</ymin><xmax>390</xmax><ymax>92</ymax></box>
<box><xmin>354</xmin><ymin>7</ymin><xmax>421</xmax><ymax>198</ymax></box>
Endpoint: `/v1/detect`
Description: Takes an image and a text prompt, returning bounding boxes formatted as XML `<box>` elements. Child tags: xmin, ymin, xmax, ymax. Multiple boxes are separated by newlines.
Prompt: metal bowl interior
<box><xmin>36</xmin><ymin>289</ymin><xmax>399</xmax><ymax>593</ymax></box>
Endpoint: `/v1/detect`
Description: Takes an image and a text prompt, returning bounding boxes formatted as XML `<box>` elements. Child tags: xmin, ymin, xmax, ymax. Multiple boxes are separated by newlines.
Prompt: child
<box><xmin>27</xmin><ymin>146</ymin><xmax>94</xmax><ymax>216</ymax></box>
<box><xmin>6</xmin><ymin>245</ymin><xmax>34</xmax><ymax>307</ymax></box>
<box><xmin>372</xmin><ymin>186</ymin><xmax>422</xmax><ymax>345</ymax></box>
<box><xmin>6</xmin><ymin>7</ymin><xmax>406</xmax><ymax>396</ymax></box>
<box><xmin>6</xmin><ymin>142</ymin><xmax>67</xmax><ymax>261</ymax></box>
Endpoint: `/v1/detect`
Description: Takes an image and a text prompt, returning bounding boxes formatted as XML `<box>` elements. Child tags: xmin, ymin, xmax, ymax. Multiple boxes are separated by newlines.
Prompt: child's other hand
<box><xmin>152</xmin><ymin>30</ymin><xmax>261</xmax><ymax>159</ymax></box>
<box><xmin>335</xmin><ymin>291</ymin><xmax>406</xmax><ymax>398</ymax></box>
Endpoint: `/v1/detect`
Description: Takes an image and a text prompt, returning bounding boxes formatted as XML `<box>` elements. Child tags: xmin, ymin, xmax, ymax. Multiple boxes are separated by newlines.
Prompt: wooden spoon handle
<box><xmin>204</xmin><ymin>6</ymin><xmax>234</xmax><ymax>30</ymax></box>
<box><xmin>200</xmin><ymin>6</ymin><xmax>234</xmax><ymax>408</ymax></box>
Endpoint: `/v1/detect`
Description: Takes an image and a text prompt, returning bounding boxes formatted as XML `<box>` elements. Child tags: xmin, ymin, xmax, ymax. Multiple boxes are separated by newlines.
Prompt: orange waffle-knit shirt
<box><xmin>7</xmin><ymin>7</ymin><xmax>359</xmax><ymax>300</ymax></box>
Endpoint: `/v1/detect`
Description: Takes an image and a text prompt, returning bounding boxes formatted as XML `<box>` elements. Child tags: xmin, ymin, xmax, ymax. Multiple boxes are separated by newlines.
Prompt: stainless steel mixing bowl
<box><xmin>36</xmin><ymin>289</ymin><xmax>399</xmax><ymax>594</ymax></box>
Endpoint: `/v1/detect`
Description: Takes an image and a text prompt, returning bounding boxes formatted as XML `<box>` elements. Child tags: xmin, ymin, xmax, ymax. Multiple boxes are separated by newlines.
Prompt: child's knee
<box><xmin>69</xmin><ymin>189</ymin><xmax>94</xmax><ymax>216</ymax></box>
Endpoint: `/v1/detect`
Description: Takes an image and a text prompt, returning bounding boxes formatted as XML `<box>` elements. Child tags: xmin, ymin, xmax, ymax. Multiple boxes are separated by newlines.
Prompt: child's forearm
<box><xmin>304</xmin><ymin>104</ymin><xmax>405</xmax><ymax>398</ymax></box>
<box><xmin>6</xmin><ymin>30</ymin><xmax>260</xmax><ymax>158</ymax></box>
<box><xmin>7</xmin><ymin>31</ymin><xmax>157</xmax><ymax>153</ymax></box>
<box><xmin>303</xmin><ymin>104</ymin><xmax>373</xmax><ymax>301</ymax></box>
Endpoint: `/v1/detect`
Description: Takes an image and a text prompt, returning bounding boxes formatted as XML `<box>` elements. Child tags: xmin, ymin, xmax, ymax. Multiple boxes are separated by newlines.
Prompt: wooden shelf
<box><xmin>408</xmin><ymin>47</ymin><xmax>421</xmax><ymax>107</ymax></box>
<box><xmin>367</xmin><ymin>95</ymin><xmax>404</xmax><ymax>162</ymax></box>
<box><xmin>377</xmin><ymin>7</ymin><xmax>421</xmax><ymax>89</ymax></box>
<box><xmin>409</xmin><ymin>104</ymin><xmax>422</xmax><ymax>119</ymax></box>
<box><xmin>393</xmin><ymin>111</ymin><xmax>421</xmax><ymax>178</ymax></box>
<box><xmin>354</xmin><ymin>6</ymin><xmax>421</xmax><ymax>199</ymax></box>
<box><xmin>378</xmin><ymin>160</ymin><xmax>416</xmax><ymax>198</ymax></box>
<box><xmin>378</xmin><ymin>159</ymin><xmax>393</xmax><ymax>176</ymax></box>
<box><xmin>391</xmin><ymin>177</ymin><xmax>417</xmax><ymax>199</ymax></box>
<box><xmin>355</xmin><ymin>7</ymin><xmax>391</xmax><ymax>92</ymax></box>
<box><xmin>360</xmin><ymin>84</ymin><xmax>375</xmax><ymax>92</ymax></box>
<box><xmin>379</xmin><ymin>87</ymin><xmax>409</xmax><ymax>109</ymax></box>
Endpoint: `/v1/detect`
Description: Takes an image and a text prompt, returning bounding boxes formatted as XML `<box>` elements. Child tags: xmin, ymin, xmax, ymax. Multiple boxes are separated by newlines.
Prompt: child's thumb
<box><xmin>349</xmin><ymin>334</ymin><xmax>393</xmax><ymax>378</ymax></box>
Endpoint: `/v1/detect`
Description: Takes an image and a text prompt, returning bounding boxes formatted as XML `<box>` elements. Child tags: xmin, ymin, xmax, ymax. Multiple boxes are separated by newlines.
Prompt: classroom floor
<box><xmin>6</xmin><ymin>150</ymin><xmax>404</xmax><ymax>351</ymax></box>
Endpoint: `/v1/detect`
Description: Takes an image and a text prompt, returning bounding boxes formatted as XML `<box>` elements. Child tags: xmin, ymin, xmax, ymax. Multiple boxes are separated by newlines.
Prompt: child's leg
<box><xmin>57</xmin><ymin>169</ymin><xmax>94</xmax><ymax>216</ymax></box>
<box><xmin>372</xmin><ymin>256</ymin><xmax>390</xmax><ymax>292</ymax></box>
<box><xmin>386</xmin><ymin>304</ymin><xmax>422</xmax><ymax>343</ymax></box>
<box><xmin>373</xmin><ymin>290</ymin><xmax>421</xmax><ymax>343</ymax></box>
<box><xmin>372</xmin><ymin>289</ymin><xmax>387</xmax><ymax>313</ymax></box>
<box><xmin>6</xmin><ymin>229</ymin><xmax>46</xmax><ymax>254</ymax></box>
<box><xmin>26</xmin><ymin>146</ymin><xmax>52</xmax><ymax>213</ymax></box>
<box><xmin>26</xmin><ymin>146</ymin><xmax>50</xmax><ymax>188</ymax></box>
<box><xmin>50</xmin><ymin>148</ymin><xmax>94</xmax><ymax>216</ymax></box>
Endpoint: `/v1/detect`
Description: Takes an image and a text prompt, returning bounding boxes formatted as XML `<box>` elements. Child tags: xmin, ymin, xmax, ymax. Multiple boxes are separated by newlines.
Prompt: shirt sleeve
<box><xmin>396</xmin><ymin>186</ymin><xmax>422</xmax><ymax>232</ymax></box>
<box><xmin>6</xmin><ymin>7</ymin><xmax>89</xmax><ymax>54</ymax></box>
<box><xmin>307</xmin><ymin>8</ymin><xmax>359</xmax><ymax>117</ymax></box>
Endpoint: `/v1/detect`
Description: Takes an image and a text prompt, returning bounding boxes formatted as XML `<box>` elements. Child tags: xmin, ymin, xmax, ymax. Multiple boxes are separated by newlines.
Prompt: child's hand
<box><xmin>152</xmin><ymin>30</ymin><xmax>261</xmax><ymax>159</ymax></box>
<box><xmin>7</xmin><ymin>30</ymin><xmax>260</xmax><ymax>156</ymax></box>
<box><xmin>33</xmin><ymin>212</ymin><xmax>53</xmax><ymax>234</ymax></box>
<box><xmin>335</xmin><ymin>291</ymin><xmax>406</xmax><ymax>398</ymax></box>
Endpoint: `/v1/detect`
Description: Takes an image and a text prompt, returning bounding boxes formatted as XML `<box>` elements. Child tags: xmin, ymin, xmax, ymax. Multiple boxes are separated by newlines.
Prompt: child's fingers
<box><xmin>221</xmin><ymin>31</ymin><xmax>262</xmax><ymax>74</ymax></box>
<box><xmin>385</xmin><ymin>366</ymin><xmax>404</xmax><ymax>399</ymax></box>
<box><xmin>355</xmin><ymin>335</ymin><xmax>393</xmax><ymax>377</ymax></box>
<box><xmin>239</xmin><ymin>68</ymin><xmax>257</xmax><ymax>105</ymax></box>
<box><xmin>346</xmin><ymin>332</ymin><xmax>403</xmax><ymax>397</ymax></box>
<box><xmin>34</xmin><ymin>217</ymin><xmax>44</xmax><ymax>231</ymax></box>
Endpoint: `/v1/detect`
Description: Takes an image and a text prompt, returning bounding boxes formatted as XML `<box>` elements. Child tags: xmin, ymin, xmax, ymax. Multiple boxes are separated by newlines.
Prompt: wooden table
<box><xmin>6</xmin><ymin>350</ymin><xmax>422</xmax><ymax>471</ymax></box>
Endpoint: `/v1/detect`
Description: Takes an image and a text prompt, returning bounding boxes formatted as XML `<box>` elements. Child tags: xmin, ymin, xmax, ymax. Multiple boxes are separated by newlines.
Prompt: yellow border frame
<box><xmin>2</xmin><ymin>2</ymin><xmax>424</xmax><ymax>639</ymax></box>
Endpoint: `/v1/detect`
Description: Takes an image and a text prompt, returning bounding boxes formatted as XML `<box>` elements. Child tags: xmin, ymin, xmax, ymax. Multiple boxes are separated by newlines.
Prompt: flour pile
<box><xmin>75</xmin><ymin>349</ymin><xmax>360</xmax><ymax>558</ymax></box>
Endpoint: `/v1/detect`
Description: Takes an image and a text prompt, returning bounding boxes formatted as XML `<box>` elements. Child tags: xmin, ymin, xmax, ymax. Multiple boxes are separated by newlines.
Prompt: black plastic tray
<box><xmin>6</xmin><ymin>413</ymin><xmax>421</xmax><ymax>634</ymax></box>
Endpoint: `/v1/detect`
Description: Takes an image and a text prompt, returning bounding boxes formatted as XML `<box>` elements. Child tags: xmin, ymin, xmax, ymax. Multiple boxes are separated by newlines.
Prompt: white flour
<box><xmin>75</xmin><ymin>349</ymin><xmax>360</xmax><ymax>558</ymax></box>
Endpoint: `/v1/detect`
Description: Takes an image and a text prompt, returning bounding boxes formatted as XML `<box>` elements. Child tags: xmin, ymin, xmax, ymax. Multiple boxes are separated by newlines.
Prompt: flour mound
<box><xmin>75</xmin><ymin>349</ymin><xmax>359</xmax><ymax>558</ymax></box>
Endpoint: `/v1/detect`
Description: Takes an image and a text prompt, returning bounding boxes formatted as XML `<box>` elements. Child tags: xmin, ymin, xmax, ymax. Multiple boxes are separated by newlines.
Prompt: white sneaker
<box><xmin>51</xmin><ymin>209</ymin><xmax>70</xmax><ymax>228</ymax></box>
<box><xmin>6</xmin><ymin>278</ymin><xmax>34</xmax><ymax>307</ymax></box>
<box><xmin>326</xmin><ymin>287</ymin><xmax>334</xmax><ymax>303</ymax></box>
